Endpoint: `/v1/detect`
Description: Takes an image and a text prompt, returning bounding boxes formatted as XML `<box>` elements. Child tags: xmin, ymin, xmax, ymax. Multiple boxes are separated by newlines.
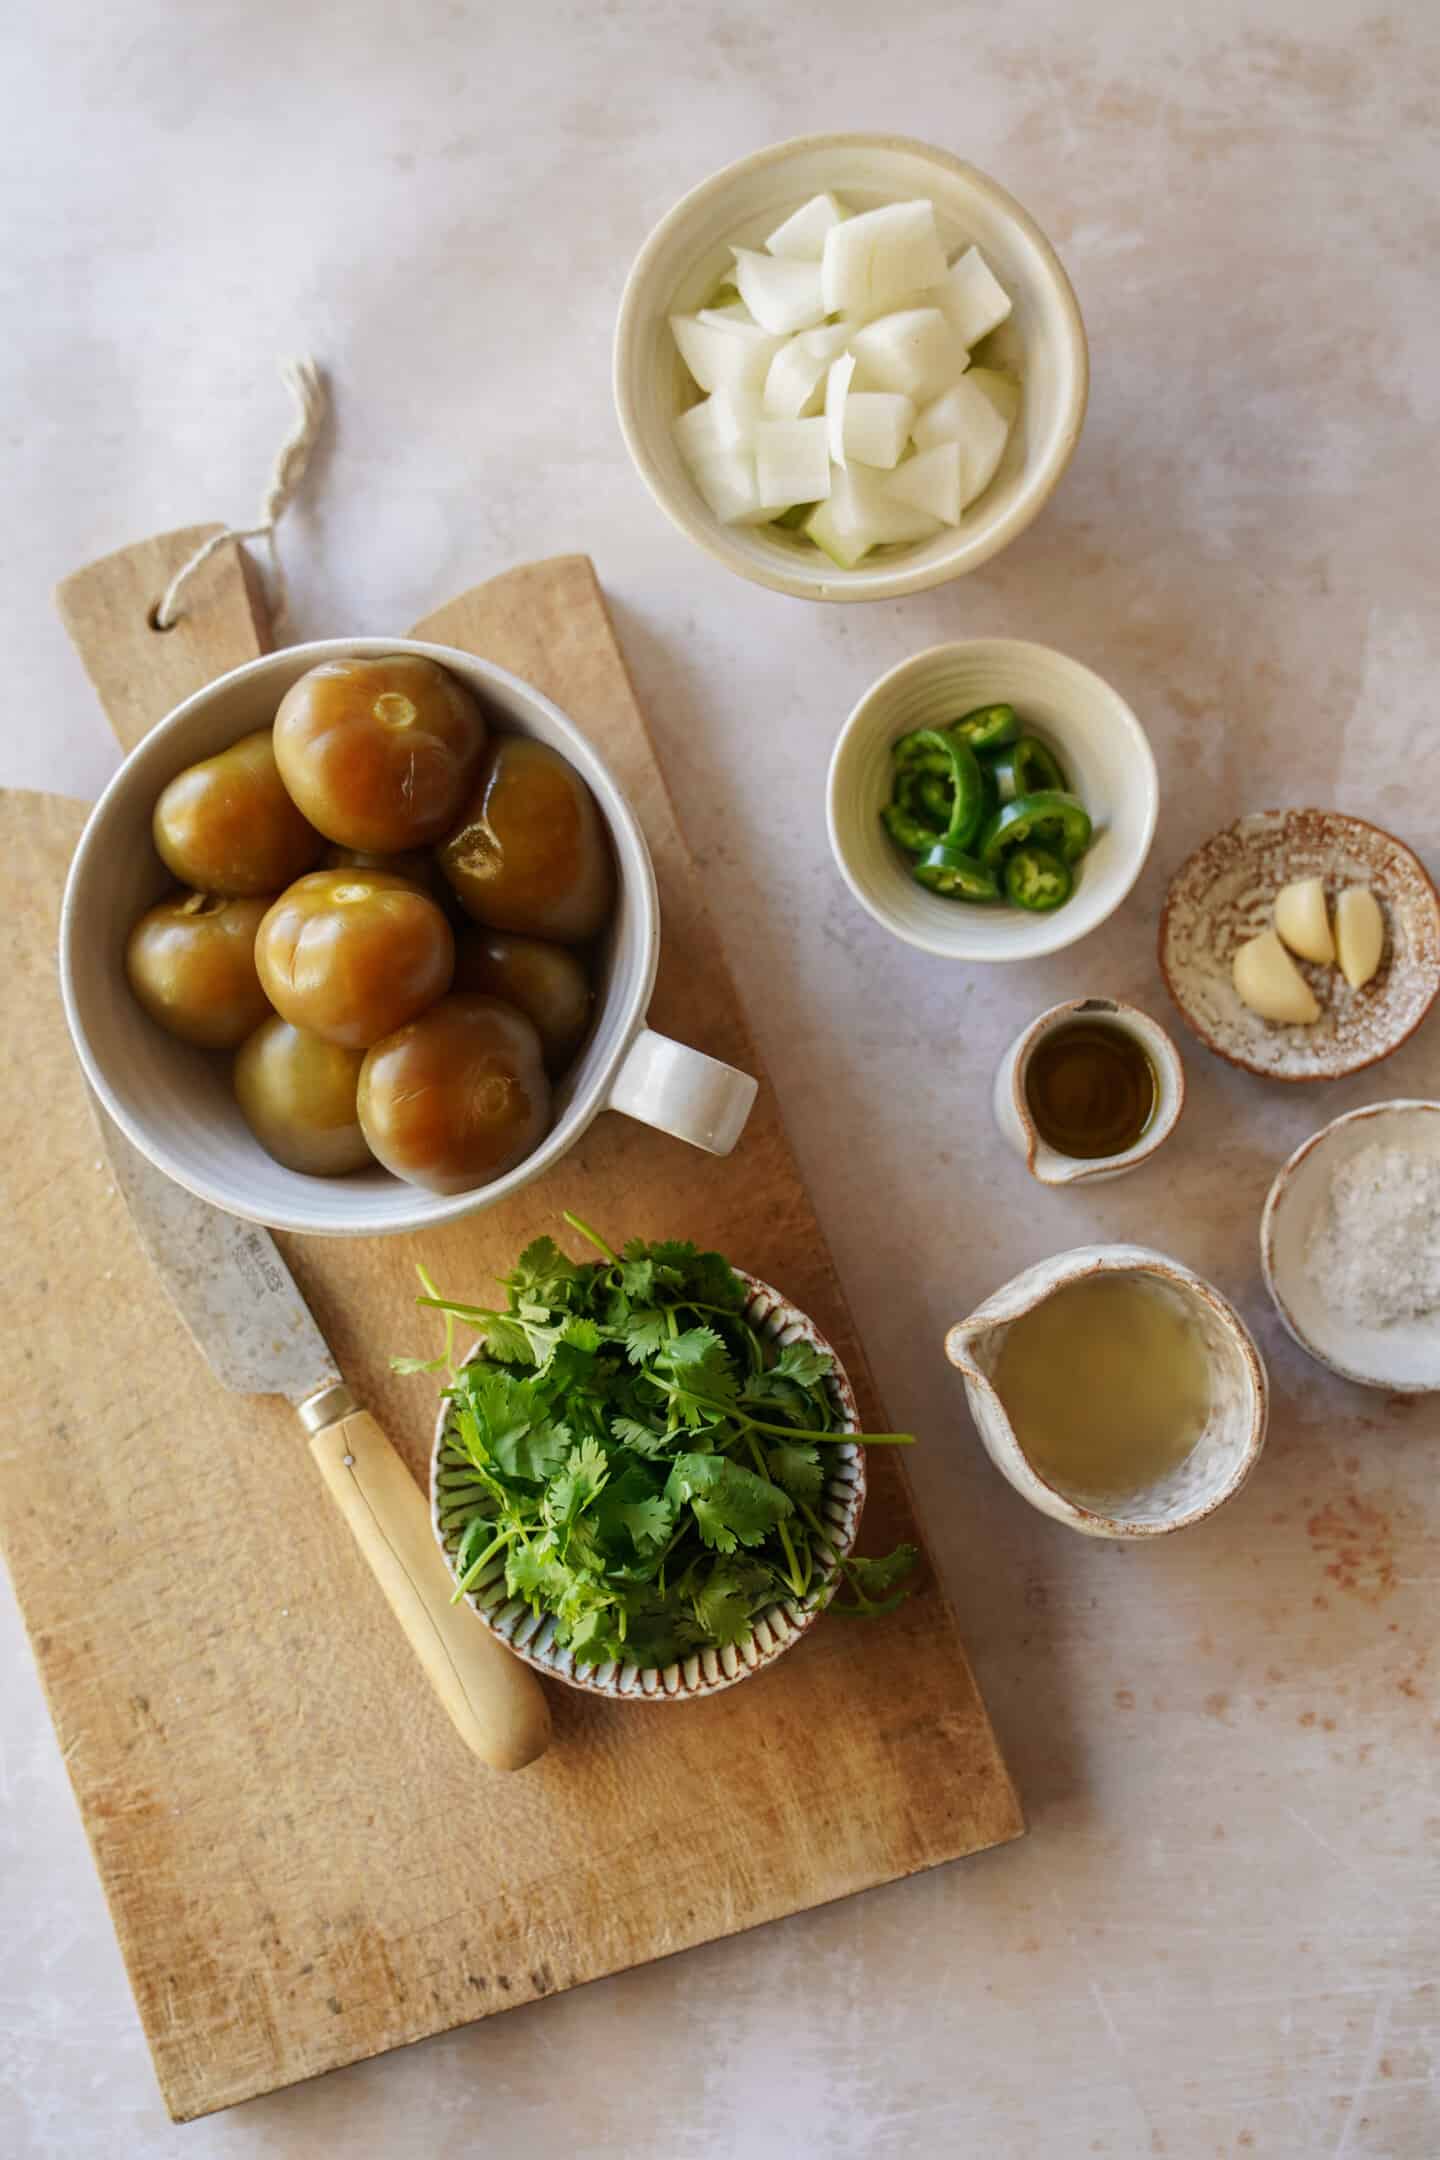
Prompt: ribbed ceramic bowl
<box><xmin>828</xmin><ymin>639</ymin><xmax>1158</xmax><ymax>960</ymax></box>
<box><xmin>431</xmin><ymin>1272</ymin><xmax>866</xmax><ymax>1701</ymax></box>
<box><xmin>1261</xmin><ymin>1100</ymin><xmax>1440</xmax><ymax>1392</ymax></box>
<box><xmin>614</xmin><ymin>133</ymin><xmax>1088</xmax><ymax>602</ymax></box>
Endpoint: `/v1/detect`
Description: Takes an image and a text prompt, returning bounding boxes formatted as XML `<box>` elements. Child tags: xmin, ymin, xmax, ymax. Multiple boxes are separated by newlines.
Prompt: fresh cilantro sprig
<box><xmin>395</xmin><ymin>1215</ymin><xmax>917</xmax><ymax>1671</ymax></box>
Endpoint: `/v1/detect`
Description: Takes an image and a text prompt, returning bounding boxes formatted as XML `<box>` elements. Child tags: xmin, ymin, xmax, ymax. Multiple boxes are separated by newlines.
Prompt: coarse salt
<box><xmin>1303</xmin><ymin>1142</ymin><xmax>1440</xmax><ymax>1328</ymax></box>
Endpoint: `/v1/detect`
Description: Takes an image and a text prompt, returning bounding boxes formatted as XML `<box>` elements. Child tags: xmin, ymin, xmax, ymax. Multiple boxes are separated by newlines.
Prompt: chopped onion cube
<box><xmin>754</xmin><ymin>418</ymin><xmax>832</xmax><ymax>507</ymax></box>
<box><xmin>820</xmin><ymin>200</ymin><xmax>947</xmax><ymax>316</ymax></box>
<box><xmin>824</xmin><ymin>352</ymin><xmax>857</xmax><ymax>468</ymax></box>
<box><xmin>842</xmin><ymin>392</ymin><xmax>915</xmax><ymax>469</ymax></box>
<box><xmin>883</xmin><ymin>441</ymin><xmax>963</xmax><ymax>525</ymax></box>
<box><xmin>764</xmin><ymin>192</ymin><xmax>850</xmax><ymax>262</ymax></box>
<box><xmin>673</xmin><ymin>389</ymin><xmax>763</xmax><ymax>467</ymax></box>
<box><xmin>670</xmin><ymin>312</ymin><xmax>783</xmax><ymax>394</ymax></box>
<box><xmin>674</xmin><ymin>398</ymin><xmax>729</xmax><ymax>469</ymax></box>
<box><xmin>690</xmin><ymin>449</ymin><xmax>793</xmax><ymax>526</ymax></box>
<box><xmin>690</xmin><ymin>449</ymin><xmax>763</xmax><ymax>524</ymax></box>
<box><xmin>935</xmin><ymin>245</ymin><xmax>1013</xmax><ymax>351</ymax></box>
<box><xmin>730</xmin><ymin>248</ymin><xmax>827</xmax><ymax>334</ymax></box>
<box><xmin>837</xmin><ymin>287</ymin><xmax>935</xmax><ymax>332</ymax></box>
<box><xmin>912</xmin><ymin>371</ymin><xmax>1016</xmax><ymax>505</ymax></box>
<box><xmin>762</xmin><ymin>324</ymin><xmax>851</xmax><ymax>419</ymax></box>
<box><xmin>967</xmin><ymin>369</ymin><xmax>1021</xmax><ymax>430</ymax></box>
<box><xmin>848</xmin><ymin>307</ymin><xmax>959</xmax><ymax>402</ymax></box>
<box><xmin>670</xmin><ymin>195</ymin><xmax>1018</xmax><ymax>556</ymax></box>
<box><xmin>805</xmin><ymin>463</ymin><xmax>942</xmax><ymax>568</ymax></box>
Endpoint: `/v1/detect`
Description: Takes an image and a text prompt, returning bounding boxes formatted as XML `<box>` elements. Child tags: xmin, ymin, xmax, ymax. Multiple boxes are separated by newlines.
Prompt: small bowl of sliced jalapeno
<box><xmin>827</xmin><ymin>638</ymin><xmax>1158</xmax><ymax>961</ymax></box>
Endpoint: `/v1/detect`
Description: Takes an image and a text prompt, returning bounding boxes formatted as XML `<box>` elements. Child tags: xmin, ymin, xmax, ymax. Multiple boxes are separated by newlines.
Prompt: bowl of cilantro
<box><xmin>401</xmin><ymin>1214</ymin><xmax>919</xmax><ymax>1700</ymax></box>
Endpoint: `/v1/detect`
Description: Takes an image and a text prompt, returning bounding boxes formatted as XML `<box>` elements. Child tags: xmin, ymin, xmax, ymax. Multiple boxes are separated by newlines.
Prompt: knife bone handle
<box><xmin>305</xmin><ymin>1405</ymin><xmax>551</xmax><ymax>1771</ymax></box>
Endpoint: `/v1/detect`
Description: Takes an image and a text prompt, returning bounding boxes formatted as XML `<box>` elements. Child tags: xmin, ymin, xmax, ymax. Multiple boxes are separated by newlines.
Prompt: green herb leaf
<box><xmin>455</xmin><ymin>1512</ymin><xmax>501</xmax><ymax>1580</ymax></box>
<box><xmin>505</xmin><ymin>1237</ymin><xmax>585</xmax><ymax>1306</ymax></box>
<box><xmin>767</xmin><ymin>1339</ymin><xmax>833</xmax><ymax>1389</ymax></box>
<box><xmin>478</xmin><ymin>1313</ymin><xmax>540</xmax><ymax>1366</ymax></box>
<box><xmin>665</xmin><ymin>1452</ymin><xmax>793</xmax><ymax>1549</ymax></box>
<box><xmin>617</xmin><ymin>1255</ymin><xmax>657</xmax><ymax>1301</ymax></box>
<box><xmin>546</xmin><ymin>1438</ymin><xmax>610</xmax><ymax>1525</ymax></box>
<box><xmin>840</xmin><ymin>1544</ymin><xmax>920</xmax><ymax>1608</ymax></box>
<box><xmin>693</xmin><ymin>1560</ymin><xmax>770</xmax><ymax>1647</ymax></box>
<box><xmin>617</xmin><ymin>1494</ymin><xmax>675</xmax><ymax>1552</ymax></box>
<box><xmin>622</xmin><ymin>1308</ymin><xmax>669</xmax><ymax>1364</ymax></box>
<box><xmin>456</xmin><ymin>1367</ymin><xmax>572</xmax><ymax>1484</ymax></box>
<box><xmin>609</xmin><ymin>1415</ymin><xmax>673</xmax><ymax>1459</ymax></box>
<box><xmin>395</xmin><ymin>1220</ymin><xmax>916</xmax><ymax>1664</ymax></box>
<box><xmin>656</xmin><ymin>1327</ymin><xmax>739</xmax><ymax>1420</ymax></box>
<box><xmin>766</xmin><ymin>1441</ymin><xmax>825</xmax><ymax>1504</ymax></box>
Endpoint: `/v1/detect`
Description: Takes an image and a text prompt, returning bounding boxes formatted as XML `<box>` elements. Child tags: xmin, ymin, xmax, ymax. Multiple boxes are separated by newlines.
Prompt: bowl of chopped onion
<box><xmin>613</xmin><ymin>133</ymin><xmax>1088</xmax><ymax>601</ymax></box>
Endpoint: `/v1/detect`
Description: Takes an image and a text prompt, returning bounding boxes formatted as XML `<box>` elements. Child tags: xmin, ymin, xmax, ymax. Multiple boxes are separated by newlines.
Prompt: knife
<box><xmin>96</xmin><ymin>1110</ymin><xmax>551</xmax><ymax>1771</ymax></box>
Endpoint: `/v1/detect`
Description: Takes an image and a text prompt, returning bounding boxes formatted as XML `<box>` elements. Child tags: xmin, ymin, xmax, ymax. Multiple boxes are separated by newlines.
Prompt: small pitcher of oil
<box><xmin>993</xmin><ymin>997</ymin><xmax>1185</xmax><ymax>1185</ymax></box>
<box><xmin>945</xmin><ymin>1246</ymin><xmax>1269</xmax><ymax>1539</ymax></box>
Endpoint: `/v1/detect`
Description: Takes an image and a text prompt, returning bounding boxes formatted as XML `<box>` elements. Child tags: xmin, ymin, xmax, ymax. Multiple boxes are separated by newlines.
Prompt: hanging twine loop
<box><xmin>152</xmin><ymin>357</ymin><xmax>327</xmax><ymax>635</ymax></box>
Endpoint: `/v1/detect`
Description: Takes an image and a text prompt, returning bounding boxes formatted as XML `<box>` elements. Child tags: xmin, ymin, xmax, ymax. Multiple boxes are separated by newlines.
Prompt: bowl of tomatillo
<box><xmin>61</xmin><ymin>640</ymin><xmax>757</xmax><ymax>1237</ymax></box>
<box><xmin>826</xmin><ymin>637</ymin><xmax>1158</xmax><ymax>962</ymax></box>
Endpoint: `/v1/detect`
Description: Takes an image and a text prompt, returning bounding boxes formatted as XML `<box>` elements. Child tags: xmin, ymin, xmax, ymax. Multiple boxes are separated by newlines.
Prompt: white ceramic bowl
<box><xmin>827</xmin><ymin>639</ymin><xmax>1158</xmax><ymax>961</ymax></box>
<box><xmin>613</xmin><ymin>133</ymin><xmax>1088</xmax><ymax>602</ymax></box>
<box><xmin>1261</xmin><ymin>1100</ymin><xmax>1440</xmax><ymax>1392</ymax></box>
<box><xmin>431</xmin><ymin>1273</ymin><xmax>867</xmax><ymax>1701</ymax></box>
<box><xmin>60</xmin><ymin>638</ymin><xmax>757</xmax><ymax>1238</ymax></box>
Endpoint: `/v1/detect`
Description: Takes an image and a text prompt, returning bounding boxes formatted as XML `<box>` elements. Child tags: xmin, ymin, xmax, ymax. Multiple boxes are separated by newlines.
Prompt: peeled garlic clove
<box><xmin>1233</xmin><ymin>928</ymin><xmax>1322</xmax><ymax>1024</ymax></box>
<box><xmin>1336</xmin><ymin>885</ymin><xmax>1385</xmax><ymax>990</ymax></box>
<box><xmin>1274</xmin><ymin>876</ymin><xmax>1335</xmax><ymax>965</ymax></box>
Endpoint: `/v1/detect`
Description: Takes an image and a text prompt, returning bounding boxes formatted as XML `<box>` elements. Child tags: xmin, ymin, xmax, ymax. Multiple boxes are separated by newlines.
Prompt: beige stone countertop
<box><xmin>2</xmin><ymin>0</ymin><xmax>1436</xmax><ymax>2153</ymax></box>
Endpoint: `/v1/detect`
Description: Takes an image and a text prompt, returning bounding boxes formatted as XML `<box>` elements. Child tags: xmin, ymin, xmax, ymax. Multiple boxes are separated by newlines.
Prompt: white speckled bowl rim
<box><xmin>1159</xmin><ymin>808</ymin><xmax>1440</xmax><ymax>1082</ymax></box>
<box><xmin>613</xmin><ymin>131</ymin><xmax>1088</xmax><ymax>603</ymax></box>
<box><xmin>1260</xmin><ymin>1099</ymin><xmax>1440</xmax><ymax>1393</ymax></box>
<box><xmin>430</xmin><ymin>1272</ymin><xmax>866</xmax><ymax>1702</ymax></box>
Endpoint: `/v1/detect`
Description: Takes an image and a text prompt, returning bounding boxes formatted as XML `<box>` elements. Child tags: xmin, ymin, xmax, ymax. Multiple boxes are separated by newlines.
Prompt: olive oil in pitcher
<box><xmin>1023</xmin><ymin>1020</ymin><xmax>1156</xmax><ymax>1160</ymax></box>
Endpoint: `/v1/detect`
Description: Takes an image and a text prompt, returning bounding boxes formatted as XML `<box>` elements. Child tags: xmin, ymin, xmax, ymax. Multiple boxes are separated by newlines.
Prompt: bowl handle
<box><xmin>606</xmin><ymin>1027</ymin><xmax>758</xmax><ymax>1155</ymax></box>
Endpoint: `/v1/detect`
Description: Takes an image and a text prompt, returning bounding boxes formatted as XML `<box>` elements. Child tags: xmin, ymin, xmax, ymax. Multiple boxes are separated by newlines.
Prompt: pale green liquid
<box><xmin>991</xmin><ymin>1276</ymin><xmax>1211</xmax><ymax>1507</ymax></box>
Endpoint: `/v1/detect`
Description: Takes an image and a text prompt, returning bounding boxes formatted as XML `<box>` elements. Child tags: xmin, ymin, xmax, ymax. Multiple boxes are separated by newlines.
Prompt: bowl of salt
<box><xmin>1261</xmin><ymin>1100</ymin><xmax>1440</xmax><ymax>1392</ymax></box>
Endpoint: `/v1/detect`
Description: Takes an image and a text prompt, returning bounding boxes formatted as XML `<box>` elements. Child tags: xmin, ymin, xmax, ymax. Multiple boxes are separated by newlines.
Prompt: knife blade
<box><xmin>99</xmin><ymin>1108</ymin><xmax>349</xmax><ymax>1422</ymax></box>
<box><xmin>94</xmin><ymin>1107</ymin><xmax>550</xmax><ymax>1771</ymax></box>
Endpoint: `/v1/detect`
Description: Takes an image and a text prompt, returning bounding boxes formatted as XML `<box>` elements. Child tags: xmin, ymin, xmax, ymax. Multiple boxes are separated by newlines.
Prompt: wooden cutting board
<box><xmin>0</xmin><ymin>539</ymin><xmax>1021</xmax><ymax>2123</ymax></box>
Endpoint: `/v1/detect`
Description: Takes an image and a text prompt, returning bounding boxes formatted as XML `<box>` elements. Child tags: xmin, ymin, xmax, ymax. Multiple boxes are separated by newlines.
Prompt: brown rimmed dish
<box><xmin>1158</xmin><ymin>809</ymin><xmax>1440</xmax><ymax>1082</ymax></box>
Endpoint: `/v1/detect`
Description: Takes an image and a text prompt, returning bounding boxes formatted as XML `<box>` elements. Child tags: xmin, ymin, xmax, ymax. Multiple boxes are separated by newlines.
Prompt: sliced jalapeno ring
<box><xmin>952</xmin><ymin>702</ymin><xmax>1021</xmax><ymax>752</ymax></box>
<box><xmin>916</xmin><ymin>772</ymin><xmax>953</xmax><ymax>824</ymax></box>
<box><xmin>881</xmin><ymin>802</ymin><xmax>940</xmax><ymax>857</ymax></box>
<box><xmin>978</xmin><ymin>790</ymin><xmax>1093</xmax><ymax>868</ymax></box>
<box><xmin>989</xmin><ymin>735</ymin><xmax>1069</xmax><ymax>804</ymax></box>
<box><xmin>892</xmin><ymin>728</ymin><xmax>955</xmax><ymax>776</ymax></box>
<box><xmin>910</xmin><ymin>729</ymin><xmax>985</xmax><ymax>851</ymax></box>
<box><xmin>911</xmin><ymin>842</ymin><xmax>1001</xmax><ymax>902</ymax></box>
<box><xmin>894</xmin><ymin>770</ymin><xmax>944</xmax><ymax>827</ymax></box>
<box><xmin>1003</xmin><ymin>844</ymin><xmax>1073</xmax><ymax>913</ymax></box>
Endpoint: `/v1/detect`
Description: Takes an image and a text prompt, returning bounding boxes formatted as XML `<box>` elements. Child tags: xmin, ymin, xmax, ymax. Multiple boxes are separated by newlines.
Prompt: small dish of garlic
<box><xmin>1232</xmin><ymin>876</ymin><xmax>1385</xmax><ymax>1024</ymax></box>
<box><xmin>1159</xmin><ymin>809</ymin><xmax>1440</xmax><ymax>1081</ymax></box>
